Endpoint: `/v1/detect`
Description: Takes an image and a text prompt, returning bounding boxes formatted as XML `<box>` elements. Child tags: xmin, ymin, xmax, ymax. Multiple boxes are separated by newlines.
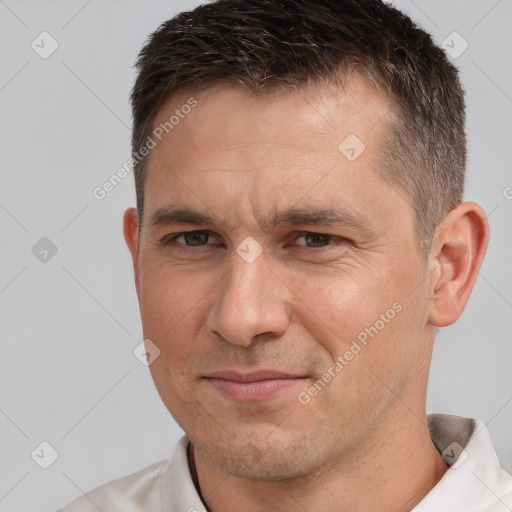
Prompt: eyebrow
<box><xmin>147</xmin><ymin>205</ymin><xmax>372</xmax><ymax>232</ymax></box>
<box><xmin>268</xmin><ymin>207</ymin><xmax>368</xmax><ymax>230</ymax></box>
<box><xmin>149</xmin><ymin>206</ymin><xmax>216</xmax><ymax>227</ymax></box>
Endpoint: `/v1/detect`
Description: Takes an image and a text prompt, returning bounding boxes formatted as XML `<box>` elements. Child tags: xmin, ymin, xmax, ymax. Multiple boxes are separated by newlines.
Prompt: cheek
<box><xmin>283</xmin><ymin>259</ymin><xmax>424</xmax><ymax>394</ymax></box>
<box><xmin>319</xmin><ymin>292</ymin><xmax>425</xmax><ymax>416</ymax></box>
<box><xmin>295</xmin><ymin>300</ymin><xmax>421</xmax><ymax>443</ymax></box>
<box><xmin>139</xmin><ymin>260</ymin><xmax>214</xmax><ymax>426</ymax></box>
<box><xmin>148</xmin><ymin>358</ymin><xmax>209</xmax><ymax>435</ymax></box>
<box><xmin>280</xmin><ymin>264</ymin><xmax>396</xmax><ymax>355</ymax></box>
<box><xmin>137</xmin><ymin>259</ymin><xmax>219</xmax><ymax>405</ymax></box>
<box><xmin>138</xmin><ymin>257</ymin><xmax>219</xmax><ymax>339</ymax></box>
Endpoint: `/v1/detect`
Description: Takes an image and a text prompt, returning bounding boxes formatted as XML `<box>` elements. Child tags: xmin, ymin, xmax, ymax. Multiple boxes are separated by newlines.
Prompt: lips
<box><xmin>206</xmin><ymin>370</ymin><xmax>304</xmax><ymax>382</ymax></box>
<box><xmin>204</xmin><ymin>370</ymin><xmax>307</xmax><ymax>401</ymax></box>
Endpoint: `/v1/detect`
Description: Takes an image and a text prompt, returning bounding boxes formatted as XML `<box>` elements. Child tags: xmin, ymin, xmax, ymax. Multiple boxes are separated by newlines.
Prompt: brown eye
<box><xmin>296</xmin><ymin>233</ymin><xmax>333</xmax><ymax>247</ymax></box>
<box><xmin>178</xmin><ymin>231</ymin><xmax>211</xmax><ymax>246</ymax></box>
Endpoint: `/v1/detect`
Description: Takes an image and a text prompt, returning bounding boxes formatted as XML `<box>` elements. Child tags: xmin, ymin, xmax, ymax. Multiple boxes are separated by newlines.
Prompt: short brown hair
<box><xmin>131</xmin><ymin>0</ymin><xmax>465</xmax><ymax>253</ymax></box>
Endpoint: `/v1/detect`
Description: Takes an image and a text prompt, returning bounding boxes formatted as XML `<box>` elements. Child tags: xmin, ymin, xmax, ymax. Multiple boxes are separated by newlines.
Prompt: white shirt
<box><xmin>58</xmin><ymin>414</ymin><xmax>512</xmax><ymax>512</ymax></box>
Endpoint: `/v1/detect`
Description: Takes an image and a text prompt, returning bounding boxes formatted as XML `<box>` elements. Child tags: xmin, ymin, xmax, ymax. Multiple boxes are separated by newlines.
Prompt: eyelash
<box><xmin>162</xmin><ymin>230</ymin><xmax>345</xmax><ymax>250</ymax></box>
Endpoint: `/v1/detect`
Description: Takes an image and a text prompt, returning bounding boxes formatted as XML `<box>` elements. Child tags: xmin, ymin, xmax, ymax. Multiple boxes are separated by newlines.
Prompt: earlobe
<box><xmin>123</xmin><ymin>208</ymin><xmax>140</xmax><ymax>293</ymax></box>
<box><xmin>427</xmin><ymin>202</ymin><xmax>489</xmax><ymax>327</ymax></box>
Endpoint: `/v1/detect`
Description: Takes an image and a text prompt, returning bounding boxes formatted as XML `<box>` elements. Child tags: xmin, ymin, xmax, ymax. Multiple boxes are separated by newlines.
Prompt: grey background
<box><xmin>0</xmin><ymin>1</ymin><xmax>510</xmax><ymax>511</ymax></box>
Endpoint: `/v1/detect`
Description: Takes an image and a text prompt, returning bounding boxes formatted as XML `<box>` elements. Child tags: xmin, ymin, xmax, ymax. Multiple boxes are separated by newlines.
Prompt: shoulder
<box><xmin>57</xmin><ymin>458</ymin><xmax>170</xmax><ymax>512</ymax></box>
<box><xmin>57</xmin><ymin>436</ymin><xmax>204</xmax><ymax>512</ymax></box>
<box><xmin>417</xmin><ymin>414</ymin><xmax>512</xmax><ymax>512</ymax></box>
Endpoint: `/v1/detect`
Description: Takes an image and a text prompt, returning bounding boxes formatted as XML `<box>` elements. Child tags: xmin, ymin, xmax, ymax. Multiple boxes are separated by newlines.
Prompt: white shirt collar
<box><xmin>413</xmin><ymin>413</ymin><xmax>512</xmax><ymax>511</ymax></box>
<box><xmin>161</xmin><ymin>435</ymin><xmax>207</xmax><ymax>512</ymax></box>
<box><xmin>60</xmin><ymin>413</ymin><xmax>512</xmax><ymax>511</ymax></box>
<box><xmin>161</xmin><ymin>414</ymin><xmax>512</xmax><ymax>512</ymax></box>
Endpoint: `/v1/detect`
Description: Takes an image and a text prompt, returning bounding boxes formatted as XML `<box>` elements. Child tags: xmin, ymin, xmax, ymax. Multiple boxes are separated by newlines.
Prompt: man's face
<box><xmin>127</xmin><ymin>76</ymin><xmax>435</xmax><ymax>479</ymax></box>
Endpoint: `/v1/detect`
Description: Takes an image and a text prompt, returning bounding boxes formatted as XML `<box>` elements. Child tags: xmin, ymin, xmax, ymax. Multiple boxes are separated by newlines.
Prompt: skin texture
<box><xmin>124</xmin><ymin>75</ymin><xmax>489</xmax><ymax>512</ymax></box>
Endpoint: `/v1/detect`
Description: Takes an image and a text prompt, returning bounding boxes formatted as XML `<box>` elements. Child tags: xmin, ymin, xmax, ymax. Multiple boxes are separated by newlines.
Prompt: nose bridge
<box><xmin>206</xmin><ymin>249</ymin><xmax>290</xmax><ymax>346</ymax></box>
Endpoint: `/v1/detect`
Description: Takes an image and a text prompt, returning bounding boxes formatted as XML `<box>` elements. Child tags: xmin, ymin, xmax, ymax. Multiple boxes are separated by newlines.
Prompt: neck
<box><xmin>190</xmin><ymin>408</ymin><xmax>448</xmax><ymax>512</ymax></box>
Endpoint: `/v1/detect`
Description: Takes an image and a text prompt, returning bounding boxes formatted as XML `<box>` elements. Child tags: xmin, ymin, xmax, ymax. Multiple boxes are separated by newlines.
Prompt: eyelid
<box><xmin>290</xmin><ymin>231</ymin><xmax>346</xmax><ymax>247</ymax></box>
<box><xmin>160</xmin><ymin>229</ymin><xmax>347</xmax><ymax>249</ymax></box>
<box><xmin>161</xmin><ymin>229</ymin><xmax>222</xmax><ymax>246</ymax></box>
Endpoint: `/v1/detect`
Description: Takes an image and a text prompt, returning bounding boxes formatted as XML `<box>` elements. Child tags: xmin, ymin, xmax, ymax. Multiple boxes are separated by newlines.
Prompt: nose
<box><xmin>205</xmin><ymin>248</ymin><xmax>291</xmax><ymax>347</ymax></box>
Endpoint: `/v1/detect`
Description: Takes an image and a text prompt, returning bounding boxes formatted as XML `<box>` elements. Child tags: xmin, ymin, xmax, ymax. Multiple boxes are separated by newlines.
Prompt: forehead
<box><xmin>143</xmin><ymin>76</ymin><xmax>406</xmax><ymax>232</ymax></box>
<box><xmin>151</xmin><ymin>74</ymin><xmax>393</xmax><ymax>156</ymax></box>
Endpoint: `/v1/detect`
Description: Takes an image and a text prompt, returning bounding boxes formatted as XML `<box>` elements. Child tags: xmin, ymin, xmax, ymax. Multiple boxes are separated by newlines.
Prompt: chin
<box><xmin>192</xmin><ymin>426</ymin><xmax>328</xmax><ymax>481</ymax></box>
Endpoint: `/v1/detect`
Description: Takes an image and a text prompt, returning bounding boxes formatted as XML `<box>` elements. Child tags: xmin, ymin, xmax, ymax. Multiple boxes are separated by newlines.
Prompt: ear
<box><xmin>427</xmin><ymin>201</ymin><xmax>489</xmax><ymax>327</ymax></box>
<box><xmin>123</xmin><ymin>208</ymin><xmax>141</xmax><ymax>297</ymax></box>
